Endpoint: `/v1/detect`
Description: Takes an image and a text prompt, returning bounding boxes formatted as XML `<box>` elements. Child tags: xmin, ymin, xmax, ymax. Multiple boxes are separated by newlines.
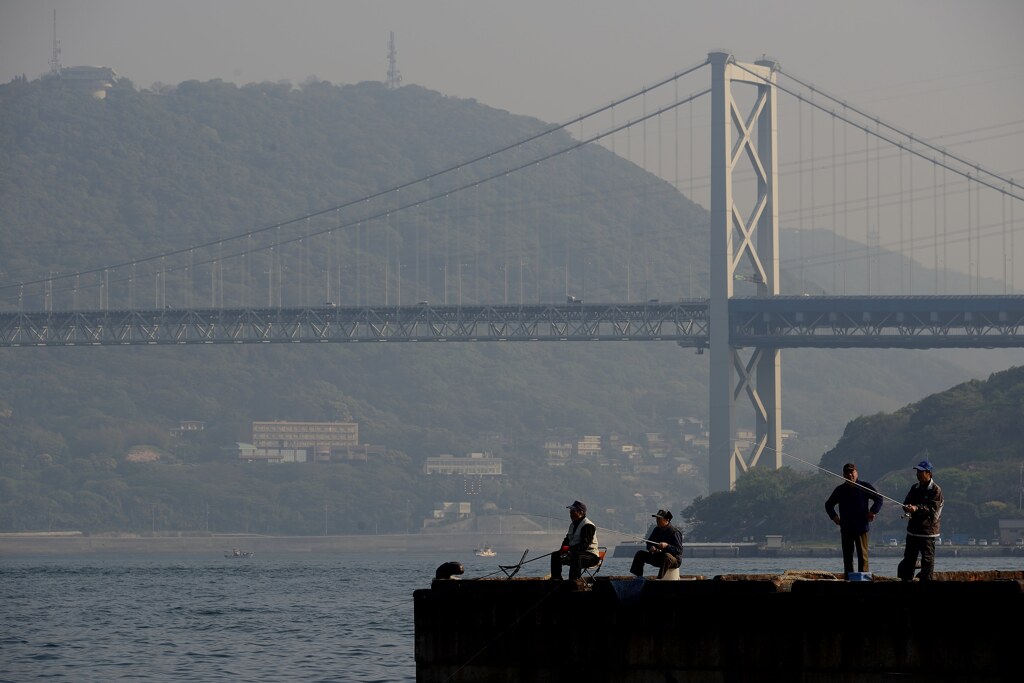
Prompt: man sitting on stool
<box><xmin>550</xmin><ymin>500</ymin><xmax>600</xmax><ymax>581</ymax></box>
<box><xmin>630</xmin><ymin>509</ymin><xmax>683</xmax><ymax>579</ymax></box>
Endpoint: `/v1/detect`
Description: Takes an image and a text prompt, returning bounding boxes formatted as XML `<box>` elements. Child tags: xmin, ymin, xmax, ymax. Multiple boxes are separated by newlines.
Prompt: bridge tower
<box><xmin>708</xmin><ymin>52</ymin><xmax>782</xmax><ymax>492</ymax></box>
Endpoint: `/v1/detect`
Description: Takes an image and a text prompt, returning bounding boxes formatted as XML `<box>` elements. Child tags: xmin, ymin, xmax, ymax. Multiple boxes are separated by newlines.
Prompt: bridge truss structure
<box><xmin>4</xmin><ymin>297</ymin><xmax>1023</xmax><ymax>348</ymax></box>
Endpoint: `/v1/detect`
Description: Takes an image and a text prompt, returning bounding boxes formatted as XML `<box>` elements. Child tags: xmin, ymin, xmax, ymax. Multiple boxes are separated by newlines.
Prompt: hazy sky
<box><xmin>1</xmin><ymin>0</ymin><xmax>1022</xmax><ymax>170</ymax></box>
<box><xmin>2</xmin><ymin>0</ymin><xmax>1023</xmax><ymax>272</ymax></box>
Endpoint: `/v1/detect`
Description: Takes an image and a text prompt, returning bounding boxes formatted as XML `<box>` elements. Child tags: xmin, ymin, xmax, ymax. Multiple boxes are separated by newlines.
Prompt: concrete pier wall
<box><xmin>414</xmin><ymin>572</ymin><xmax>1021</xmax><ymax>682</ymax></box>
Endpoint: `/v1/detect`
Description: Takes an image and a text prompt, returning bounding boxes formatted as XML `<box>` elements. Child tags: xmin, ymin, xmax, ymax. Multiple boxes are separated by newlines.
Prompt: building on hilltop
<box><xmin>170</xmin><ymin>420</ymin><xmax>205</xmax><ymax>438</ymax></box>
<box><xmin>423</xmin><ymin>501</ymin><xmax>472</xmax><ymax>529</ymax></box>
<box><xmin>576</xmin><ymin>435</ymin><xmax>602</xmax><ymax>458</ymax></box>
<box><xmin>644</xmin><ymin>432</ymin><xmax>670</xmax><ymax>457</ymax></box>
<box><xmin>238</xmin><ymin>420</ymin><xmax>361</xmax><ymax>463</ymax></box>
<box><xmin>543</xmin><ymin>439</ymin><xmax>574</xmax><ymax>466</ymax></box>
<box><xmin>423</xmin><ymin>452</ymin><xmax>503</xmax><ymax>475</ymax></box>
<box><xmin>48</xmin><ymin>65</ymin><xmax>119</xmax><ymax>98</ymax></box>
<box><xmin>42</xmin><ymin>10</ymin><xmax>117</xmax><ymax>98</ymax></box>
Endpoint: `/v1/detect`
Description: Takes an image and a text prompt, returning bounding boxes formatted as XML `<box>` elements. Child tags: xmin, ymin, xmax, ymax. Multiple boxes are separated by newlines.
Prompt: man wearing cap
<box><xmin>629</xmin><ymin>509</ymin><xmax>684</xmax><ymax>579</ymax></box>
<box><xmin>824</xmin><ymin>463</ymin><xmax>884</xmax><ymax>579</ymax></box>
<box><xmin>897</xmin><ymin>458</ymin><xmax>944</xmax><ymax>581</ymax></box>
<box><xmin>550</xmin><ymin>500</ymin><xmax>600</xmax><ymax>581</ymax></box>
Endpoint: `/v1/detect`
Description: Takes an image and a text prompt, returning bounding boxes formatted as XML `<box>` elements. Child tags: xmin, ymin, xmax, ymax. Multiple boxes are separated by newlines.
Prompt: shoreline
<box><xmin>2</xmin><ymin>532</ymin><xmax>1020</xmax><ymax>559</ymax></box>
<box><xmin>0</xmin><ymin>531</ymin><xmax>569</xmax><ymax>557</ymax></box>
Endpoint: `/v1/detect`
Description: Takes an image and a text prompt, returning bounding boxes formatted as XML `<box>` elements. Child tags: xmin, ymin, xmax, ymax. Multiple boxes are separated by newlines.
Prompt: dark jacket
<box><xmin>903</xmin><ymin>479</ymin><xmax>943</xmax><ymax>537</ymax></box>
<box><xmin>825</xmin><ymin>480</ymin><xmax>884</xmax><ymax>534</ymax></box>
<box><xmin>646</xmin><ymin>524</ymin><xmax>684</xmax><ymax>560</ymax></box>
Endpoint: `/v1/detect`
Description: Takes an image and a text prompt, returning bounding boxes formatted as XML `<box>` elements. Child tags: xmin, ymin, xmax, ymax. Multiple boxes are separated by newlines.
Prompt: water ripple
<box><xmin>0</xmin><ymin>553</ymin><xmax>449</xmax><ymax>682</ymax></box>
<box><xmin>9</xmin><ymin>552</ymin><xmax>1011</xmax><ymax>681</ymax></box>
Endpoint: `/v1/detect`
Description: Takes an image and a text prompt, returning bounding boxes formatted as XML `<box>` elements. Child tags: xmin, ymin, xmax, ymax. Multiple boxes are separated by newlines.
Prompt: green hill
<box><xmin>684</xmin><ymin>365</ymin><xmax>1024</xmax><ymax>542</ymax></box>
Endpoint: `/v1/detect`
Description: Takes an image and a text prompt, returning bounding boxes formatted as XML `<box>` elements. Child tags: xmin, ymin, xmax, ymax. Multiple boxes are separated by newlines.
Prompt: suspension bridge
<box><xmin>2</xmin><ymin>52</ymin><xmax>1023</xmax><ymax>493</ymax></box>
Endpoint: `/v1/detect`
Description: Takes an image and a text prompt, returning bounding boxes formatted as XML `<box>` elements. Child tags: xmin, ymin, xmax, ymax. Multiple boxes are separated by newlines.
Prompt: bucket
<box><xmin>659</xmin><ymin>567</ymin><xmax>681</xmax><ymax>581</ymax></box>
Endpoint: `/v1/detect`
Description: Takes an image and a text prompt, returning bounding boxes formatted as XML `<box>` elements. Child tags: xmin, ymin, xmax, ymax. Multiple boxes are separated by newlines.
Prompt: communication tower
<box><xmin>386</xmin><ymin>31</ymin><xmax>402</xmax><ymax>89</ymax></box>
<box><xmin>48</xmin><ymin>9</ymin><xmax>62</xmax><ymax>76</ymax></box>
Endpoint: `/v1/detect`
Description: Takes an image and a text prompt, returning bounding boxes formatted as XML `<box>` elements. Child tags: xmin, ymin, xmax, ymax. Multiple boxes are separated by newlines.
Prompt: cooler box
<box><xmin>847</xmin><ymin>572</ymin><xmax>872</xmax><ymax>581</ymax></box>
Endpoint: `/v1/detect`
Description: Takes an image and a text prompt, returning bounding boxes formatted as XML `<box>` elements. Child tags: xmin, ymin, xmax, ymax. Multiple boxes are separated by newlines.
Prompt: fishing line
<box><xmin>750</xmin><ymin>442</ymin><xmax>905</xmax><ymax>506</ymax></box>
<box><xmin>488</xmin><ymin>451</ymin><xmax>906</xmax><ymax>552</ymax></box>
<box><xmin>506</xmin><ymin>508</ymin><xmax>651</xmax><ymax>543</ymax></box>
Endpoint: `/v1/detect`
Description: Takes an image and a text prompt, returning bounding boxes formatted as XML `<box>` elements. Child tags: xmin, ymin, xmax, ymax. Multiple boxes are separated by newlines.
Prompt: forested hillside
<box><xmin>0</xmin><ymin>74</ymin><xmax>1020</xmax><ymax>536</ymax></box>
<box><xmin>684</xmin><ymin>365</ymin><xmax>1024</xmax><ymax>542</ymax></box>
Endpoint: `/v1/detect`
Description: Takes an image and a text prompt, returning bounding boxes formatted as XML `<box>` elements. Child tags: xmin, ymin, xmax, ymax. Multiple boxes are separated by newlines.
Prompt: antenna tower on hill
<box><xmin>48</xmin><ymin>9</ymin><xmax>62</xmax><ymax>76</ymax></box>
<box><xmin>386</xmin><ymin>31</ymin><xmax>402</xmax><ymax>89</ymax></box>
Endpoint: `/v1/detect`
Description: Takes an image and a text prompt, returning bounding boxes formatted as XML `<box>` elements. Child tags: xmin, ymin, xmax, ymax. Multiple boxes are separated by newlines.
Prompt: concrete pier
<box><xmin>414</xmin><ymin>570</ymin><xmax>1021</xmax><ymax>682</ymax></box>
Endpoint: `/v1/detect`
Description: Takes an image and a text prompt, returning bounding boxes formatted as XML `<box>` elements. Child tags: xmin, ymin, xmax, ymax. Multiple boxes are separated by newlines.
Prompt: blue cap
<box><xmin>913</xmin><ymin>460</ymin><xmax>933</xmax><ymax>473</ymax></box>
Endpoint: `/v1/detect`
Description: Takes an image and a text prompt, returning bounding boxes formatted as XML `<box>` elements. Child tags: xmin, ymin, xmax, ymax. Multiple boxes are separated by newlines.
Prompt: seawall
<box><xmin>414</xmin><ymin>570</ymin><xmax>1021</xmax><ymax>682</ymax></box>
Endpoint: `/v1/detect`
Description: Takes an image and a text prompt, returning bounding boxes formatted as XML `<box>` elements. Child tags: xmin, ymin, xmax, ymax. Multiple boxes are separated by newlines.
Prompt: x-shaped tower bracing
<box><xmin>708</xmin><ymin>52</ymin><xmax>782</xmax><ymax>492</ymax></box>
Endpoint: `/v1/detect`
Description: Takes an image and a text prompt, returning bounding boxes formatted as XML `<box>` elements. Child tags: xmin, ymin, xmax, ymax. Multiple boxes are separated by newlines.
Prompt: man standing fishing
<box><xmin>897</xmin><ymin>459</ymin><xmax>944</xmax><ymax>581</ymax></box>
<box><xmin>549</xmin><ymin>500</ymin><xmax>600</xmax><ymax>581</ymax></box>
<box><xmin>824</xmin><ymin>463</ymin><xmax>883</xmax><ymax>579</ymax></box>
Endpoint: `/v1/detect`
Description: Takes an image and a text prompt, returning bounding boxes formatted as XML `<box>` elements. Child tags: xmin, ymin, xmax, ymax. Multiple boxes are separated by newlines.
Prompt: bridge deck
<box><xmin>2</xmin><ymin>296</ymin><xmax>1023</xmax><ymax>348</ymax></box>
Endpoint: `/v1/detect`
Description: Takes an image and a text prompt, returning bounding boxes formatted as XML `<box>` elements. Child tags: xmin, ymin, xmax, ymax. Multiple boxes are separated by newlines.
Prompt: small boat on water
<box><xmin>475</xmin><ymin>546</ymin><xmax>496</xmax><ymax>558</ymax></box>
<box><xmin>224</xmin><ymin>548</ymin><xmax>253</xmax><ymax>558</ymax></box>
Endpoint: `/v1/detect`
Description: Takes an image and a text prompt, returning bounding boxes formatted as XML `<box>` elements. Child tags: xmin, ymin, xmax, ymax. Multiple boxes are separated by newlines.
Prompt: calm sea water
<box><xmin>2</xmin><ymin>550</ymin><xmax>1021</xmax><ymax>682</ymax></box>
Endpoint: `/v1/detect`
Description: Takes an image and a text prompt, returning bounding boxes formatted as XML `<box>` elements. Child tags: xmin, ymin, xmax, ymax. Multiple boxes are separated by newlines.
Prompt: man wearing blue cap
<box><xmin>897</xmin><ymin>458</ymin><xmax>944</xmax><ymax>581</ymax></box>
<box><xmin>550</xmin><ymin>500</ymin><xmax>600</xmax><ymax>581</ymax></box>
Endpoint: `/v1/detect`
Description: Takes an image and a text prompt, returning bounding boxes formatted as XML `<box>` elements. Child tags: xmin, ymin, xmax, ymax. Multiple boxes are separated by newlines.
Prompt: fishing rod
<box><xmin>466</xmin><ymin>509</ymin><xmax>656</xmax><ymax>580</ymax></box>
<box><xmin>766</xmin><ymin>445</ymin><xmax>906</xmax><ymax>506</ymax></box>
<box><xmin>473</xmin><ymin>530</ymin><xmax>645</xmax><ymax>581</ymax></box>
<box><xmin>475</xmin><ymin>540</ymin><xmax>613</xmax><ymax>581</ymax></box>
<box><xmin>467</xmin><ymin>453</ymin><xmax>910</xmax><ymax>581</ymax></box>
<box><xmin>472</xmin><ymin>551</ymin><xmax>552</xmax><ymax>580</ymax></box>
